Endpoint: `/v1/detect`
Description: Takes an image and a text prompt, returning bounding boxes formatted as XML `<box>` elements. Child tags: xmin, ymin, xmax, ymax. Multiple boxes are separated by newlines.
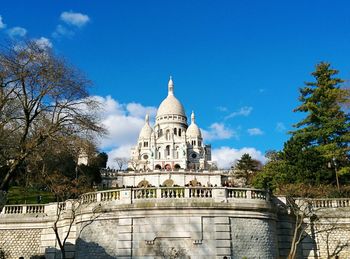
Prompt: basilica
<box><xmin>129</xmin><ymin>77</ymin><xmax>214</xmax><ymax>171</ymax></box>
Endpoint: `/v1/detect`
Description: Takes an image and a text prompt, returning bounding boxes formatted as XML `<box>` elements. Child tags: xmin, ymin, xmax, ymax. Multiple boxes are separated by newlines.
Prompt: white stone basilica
<box><xmin>129</xmin><ymin>77</ymin><xmax>213</xmax><ymax>171</ymax></box>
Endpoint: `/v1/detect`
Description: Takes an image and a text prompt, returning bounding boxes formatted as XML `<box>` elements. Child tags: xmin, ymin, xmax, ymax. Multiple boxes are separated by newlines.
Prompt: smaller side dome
<box><xmin>139</xmin><ymin>114</ymin><xmax>153</xmax><ymax>139</ymax></box>
<box><xmin>186</xmin><ymin>111</ymin><xmax>202</xmax><ymax>138</ymax></box>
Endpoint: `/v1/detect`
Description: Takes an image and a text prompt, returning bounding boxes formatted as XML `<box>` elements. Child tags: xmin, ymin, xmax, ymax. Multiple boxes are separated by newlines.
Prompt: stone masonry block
<box><xmin>118</xmin><ymin>225</ymin><xmax>132</xmax><ymax>233</ymax></box>
<box><xmin>214</xmin><ymin>217</ymin><xmax>230</xmax><ymax>224</ymax></box>
<box><xmin>118</xmin><ymin>218</ymin><xmax>132</xmax><ymax>226</ymax></box>
<box><xmin>215</xmin><ymin>239</ymin><xmax>231</xmax><ymax>247</ymax></box>
<box><xmin>216</xmin><ymin>247</ymin><xmax>231</xmax><ymax>255</ymax></box>
<box><xmin>118</xmin><ymin>233</ymin><xmax>132</xmax><ymax>240</ymax></box>
<box><xmin>215</xmin><ymin>225</ymin><xmax>230</xmax><ymax>232</ymax></box>
<box><xmin>118</xmin><ymin>240</ymin><xmax>132</xmax><ymax>249</ymax></box>
<box><xmin>118</xmin><ymin>248</ymin><xmax>132</xmax><ymax>256</ymax></box>
<box><xmin>215</xmin><ymin>231</ymin><xmax>231</xmax><ymax>240</ymax></box>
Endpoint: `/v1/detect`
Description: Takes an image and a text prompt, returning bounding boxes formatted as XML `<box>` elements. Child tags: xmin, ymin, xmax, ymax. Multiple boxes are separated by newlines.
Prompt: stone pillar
<box><xmin>184</xmin><ymin>188</ymin><xmax>190</xmax><ymax>198</ymax></box>
<box><xmin>117</xmin><ymin>218</ymin><xmax>133</xmax><ymax>258</ymax></box>
<box><xmin>212</xmin><ymin>188</ymin><xmax>227</xmax><ymax>203</ymax></box>
<box><xmin>120</xmin><ymin>189</ymin><xmax>132</xmax><ymax>204</ymax></box>
<box><xmin>156</xmin><ymin>188</ymin><xmax>162</xmax><ymax>199</ymax></box>
<box><xmin>214</xmin><ymin>217</ymin><xmax>231</xmax><ymax>258</ymax></box>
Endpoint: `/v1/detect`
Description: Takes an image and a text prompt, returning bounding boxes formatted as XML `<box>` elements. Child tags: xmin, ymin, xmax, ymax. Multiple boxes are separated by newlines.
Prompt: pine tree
<box><xmin>234</xmin><ymin>153</ymin><xmax>261</xmax><ymax>185</ymax></box>
<box><xmin>291</xmin><ymin>62</ymin><xmax>350</xmax><ymax>187</ymax></box>
<box><xmin>253</xmin><ymin>62</ymin><xmax>350</xmax><ymax>192</ymax></box>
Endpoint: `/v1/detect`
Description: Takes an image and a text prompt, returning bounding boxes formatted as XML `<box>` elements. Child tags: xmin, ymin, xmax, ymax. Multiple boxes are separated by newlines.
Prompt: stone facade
<box><xmin>0</xmin><ymin>229</ymin><xmax>42</xmax><ymax>258</ymax></box>
<box><xmin>100</xmin><ymin>170</ymin><xmax>224</xmax><ymax>189</ymax></box>
<box><xmin>231</xmin><ymin>218</ymin><xmax>278</xmax><ymax>258</ymax></box>
<box><xmin>129</xmin><ymin>77</ymin><xmax>214</xmax><ymax>171</ymax></box>
<box><xmin>1</xmin><ymin>190</ymin><xmax>350</xmax><ymax>259</ymax></box>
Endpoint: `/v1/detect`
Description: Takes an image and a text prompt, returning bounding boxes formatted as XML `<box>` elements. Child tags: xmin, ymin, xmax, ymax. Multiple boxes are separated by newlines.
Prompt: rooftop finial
<box><xmin>168</xmin><ymin>76</ymin><xmax>174</xmax><ymax>95</ymax></box>
<box><xmin>191</xmin><ymin>111</ymin><xmax>195</xmax><ymax>124</ymax></box>
<box><xmin>145</xmin><ymin>114</ymin><xmax>149</xmax><ymax>124</ymax></box>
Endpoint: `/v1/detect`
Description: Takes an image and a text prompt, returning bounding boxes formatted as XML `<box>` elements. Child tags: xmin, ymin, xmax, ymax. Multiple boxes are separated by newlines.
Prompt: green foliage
<box><xmin>234</xmin><ymin>153</ymin><xmax>262</xmax><ymax>186</ymax></box>
<box><xmin>235</xmin><ymin>153</ymin><xmax>261</xmax><ymax>172</ymax></box>
<box><xmin>7</xmin><ymin>186</ymin><xmax>55</xmax><ymax>204</ymax></box>
<box><xmin>90</xmin><ymin>152</ymin><xmax>108</xmax><ymax>168</ymax></box>
<box><xmin>254</xmin><ymin>62</ymin><xmax>350</xmax><ymax>194</ymax></box>
<box><xmin>274</xmin><ymin>183</ymin><xmax>350</xmax><ymax>198</ymax></box>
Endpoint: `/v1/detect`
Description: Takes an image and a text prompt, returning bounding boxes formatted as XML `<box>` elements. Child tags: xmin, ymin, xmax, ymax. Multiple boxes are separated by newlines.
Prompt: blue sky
<box><xmin>1</xmin><ymin>1</ymin><xmax>350</xmax><ymax>168</ymax></box>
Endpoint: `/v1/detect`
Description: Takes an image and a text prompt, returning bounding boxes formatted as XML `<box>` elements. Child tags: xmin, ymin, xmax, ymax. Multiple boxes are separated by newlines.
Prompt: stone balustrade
<box><xmin>1</xmin><ymin>187</ymin><xmax>270</xmax><ymax>215</ymax></box>
<box><xmin>2</xmin><ymin>204</ymin><xmax>45</xmax><ymax>214</ymax></box>
<box><xmin>296</xmin><ymin>198</ymin><xmax>350</xmax><ymax>208</ymax></box>
<box><xmin>100</xmin><ymin>169</ymin><xmax>229</xmax><ymax>177</ymax></box>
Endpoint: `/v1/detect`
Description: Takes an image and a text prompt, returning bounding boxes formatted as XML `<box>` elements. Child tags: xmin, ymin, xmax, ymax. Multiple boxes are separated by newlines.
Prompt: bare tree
<box><xmin>128</xmin><ymin>157</ymin><xmax>139</xmax><ymax>171</ymax></box>
<box><xmin>0</xmin><ymin>40</ymin><xmax>105</xmax><ymax>191</ymax></box>
<box><xmin>43</xmin><ymin>168</ymin><xmax>96</xmax><ymax>259</ymax></box>
<box><xmin>320</xmin><ymin>223</ymin><xmax>350</xmax><ymax>258</ymax></box>
<box><xmin>52</xmin><ymin>197</ymin><xmax>102</xmax><ymax>259</ymax></box>
<box><xmin>114</xmin><ymin>157</ymin><xmax>128</xmax><ymax>170</ymax></box>
<box><xmin>286</xmin><ymin>197</ymin><xmax>318</xmax><ymax>259</ymax></box>
<box><xmin>286</xmin><ymin>198</ymin><xmax>350</xmax><ymax>259</ymax></box>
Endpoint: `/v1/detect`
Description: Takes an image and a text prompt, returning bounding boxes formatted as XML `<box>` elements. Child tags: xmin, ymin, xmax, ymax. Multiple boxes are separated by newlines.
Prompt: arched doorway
<box><xmin>188</xmin><ymin>179</ymin><xmax>201</xmax><ymax>187</ymax></box>
<box><xmin>137</xmin><ymin>179</ymin><xmax>150</xmax><ymax>188</ymax></box>
<box><xmin>174</xmin><ymin>164</ymin><xmax>181</xmax><ymax>170</ymax></box>
<box><xmin>155</xmin><ymin>164</ymin><xmax>162</xmax><ymax>170</ymax></box>
<box><xmin>162</xmin><ymin>179</ymin><xmax>174</xmax><ymax>187</ymax></box>
<box><xmin>165</xmin><ymin>164</ymin><xmax>171</xmax><ymax>171</ymax></box>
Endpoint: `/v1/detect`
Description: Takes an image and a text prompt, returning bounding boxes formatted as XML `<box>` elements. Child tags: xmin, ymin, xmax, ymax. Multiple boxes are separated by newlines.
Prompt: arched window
<box><xmin>174</xmin><ymin>128</ymin><xmax>177</xmax><ymax>135</ymax></box>
<box><xmin>166</xmin><ymin>130</ymin><xmax>170</xmax><ymax>140</ymax></box>
<box><xmin>179</xmin><ymin>128</ymin><xmax>181</xmax><ymax>136</ymax></box>
<box><xmin>165</xmin><ymin>145</ymin><xmax>170</xmax><ymax>157</ymax></box>
<box><xmin>144</xmin><ymin>141</ymin><xmax>148</xmax><ymax>147</ymax></box>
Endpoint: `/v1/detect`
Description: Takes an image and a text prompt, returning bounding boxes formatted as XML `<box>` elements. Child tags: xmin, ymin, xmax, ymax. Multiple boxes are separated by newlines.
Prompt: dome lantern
<box><xmin>186</xmin><ymin>111</ymin><xmax>202</xmax><ymax>138</ymax></box>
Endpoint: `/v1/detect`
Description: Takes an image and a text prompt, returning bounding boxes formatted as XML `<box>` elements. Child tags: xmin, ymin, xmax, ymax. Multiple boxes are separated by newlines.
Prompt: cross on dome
<box><xmin>191</xmin><ymin>111</ymin><xmax>195</xmax><ymax>124</ymax></box>
<box><xmin>168</xmin><ymin>76</ymin><xmax>174</xmax><ymax>95</ymax></box>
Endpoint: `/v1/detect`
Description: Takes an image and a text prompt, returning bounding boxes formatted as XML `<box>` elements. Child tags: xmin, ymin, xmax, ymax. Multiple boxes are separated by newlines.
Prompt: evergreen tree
<box><xmin>235</xmin><ymin>153</ymin><xmax>260</xmax><ymax>173</ymax></box>
<box><xmin>234</xmin><ymin>153</ymin><xmax>261</xmax><ymax>185</ymax></box>
<box><xmin>253</xmin><ymin>62</ymin><xmax>350</xmax><ymax>192</ymax></box>
<box><xmin>291</xmin><ymin>62</ymin><xmax>350</xmax><ymax>186</ymax></box>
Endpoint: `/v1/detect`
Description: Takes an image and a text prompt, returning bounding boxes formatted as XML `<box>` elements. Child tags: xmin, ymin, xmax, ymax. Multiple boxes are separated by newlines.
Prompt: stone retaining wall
<box><xmin>0</xmin><ymin>189</ymin><xmax>349</xmax><ymax>259</ymax></box>
<box><xmin>0</xmin><ymin>229</ymin><xmax>42</xmax><ymax>258</ymax></box>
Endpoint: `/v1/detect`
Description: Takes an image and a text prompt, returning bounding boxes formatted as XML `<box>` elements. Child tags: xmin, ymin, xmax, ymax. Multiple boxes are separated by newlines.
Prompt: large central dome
<box><xmin>156</xmin><ymin>77</ymin><xmax>186</xmax><ymax>118</ymax></box>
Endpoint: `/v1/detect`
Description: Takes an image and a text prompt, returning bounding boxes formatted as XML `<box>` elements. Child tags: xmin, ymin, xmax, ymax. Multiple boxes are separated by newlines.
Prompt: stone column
<box><xmin>117</xmin><ymin>218</ymin><xmax>133</xmax><ymax>258</ymax></box>
<box><xmin>214</xmin><ymin>217</ymin><xmax>231</xmax><ymax>258</ymax></box>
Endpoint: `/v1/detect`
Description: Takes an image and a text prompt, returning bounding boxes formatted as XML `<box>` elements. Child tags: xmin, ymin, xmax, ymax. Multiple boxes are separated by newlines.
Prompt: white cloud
<box><xmin>224</xmin><ymin>106</ymin><xmax>253</xmax><ymax>120</ymax></box>
<box><xmin>52</xmin><ymin>24</ymin><xmax>74</xmax><ymax>38</ymax></box>
<box><xmin>34</xmin><ymin>37</ymin><xmax>52</xmax><ymax>49</ymax></box>
<box><xmin>216</xmin><ymin>106</ymin><xmax>228</xmax><ymax>112</ymax></box>
<box><xmin>94</xmin><ymin>95</ymin><xmax>157</xmax><ymax>152</ymax></box>
<box><xmin>60</xmin><ymin>11</ymin><xmax>90</xmax><ymax>27</ymax></box>
<box><xmin>107</xmin><ymin>145</ymin><xmax>133</xmax><ymax>169</ymax></box>
<box><xmin>202</xmin><ymin>123</ymin><xmax>236</xmax><ymax>141</ymax></box>
<box><xmin>7</xmin><ymin>26</ymin><xmax>27</xmax><ymax>38</ymax></box>
<box><xmin>212</xmin><ymin>146</ymin><xmax>266</xmax><ymax>169</ymax></box>
<box><xmin>276</xmin><ymin>122</ymin><xmax>286</xmax><ymax>133</ymax></box>
<box><xmin>0</xmin><ymin>15</ymin><xmax>6</xmax><ymax>29</ymax></box>
<box><xmin>126</xmin><ymin>102</ymin><xmax>157</xmax><ymax>118</ymax></box>
<box><xmin>92</xmin><ymin>95</ymin><xmax>124</xmax><ymax>116</ymax></box>
<box><xmin>247</xmin><ymin>128</ymin><xmax>264</xmax><ymax>136</ymax></box>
